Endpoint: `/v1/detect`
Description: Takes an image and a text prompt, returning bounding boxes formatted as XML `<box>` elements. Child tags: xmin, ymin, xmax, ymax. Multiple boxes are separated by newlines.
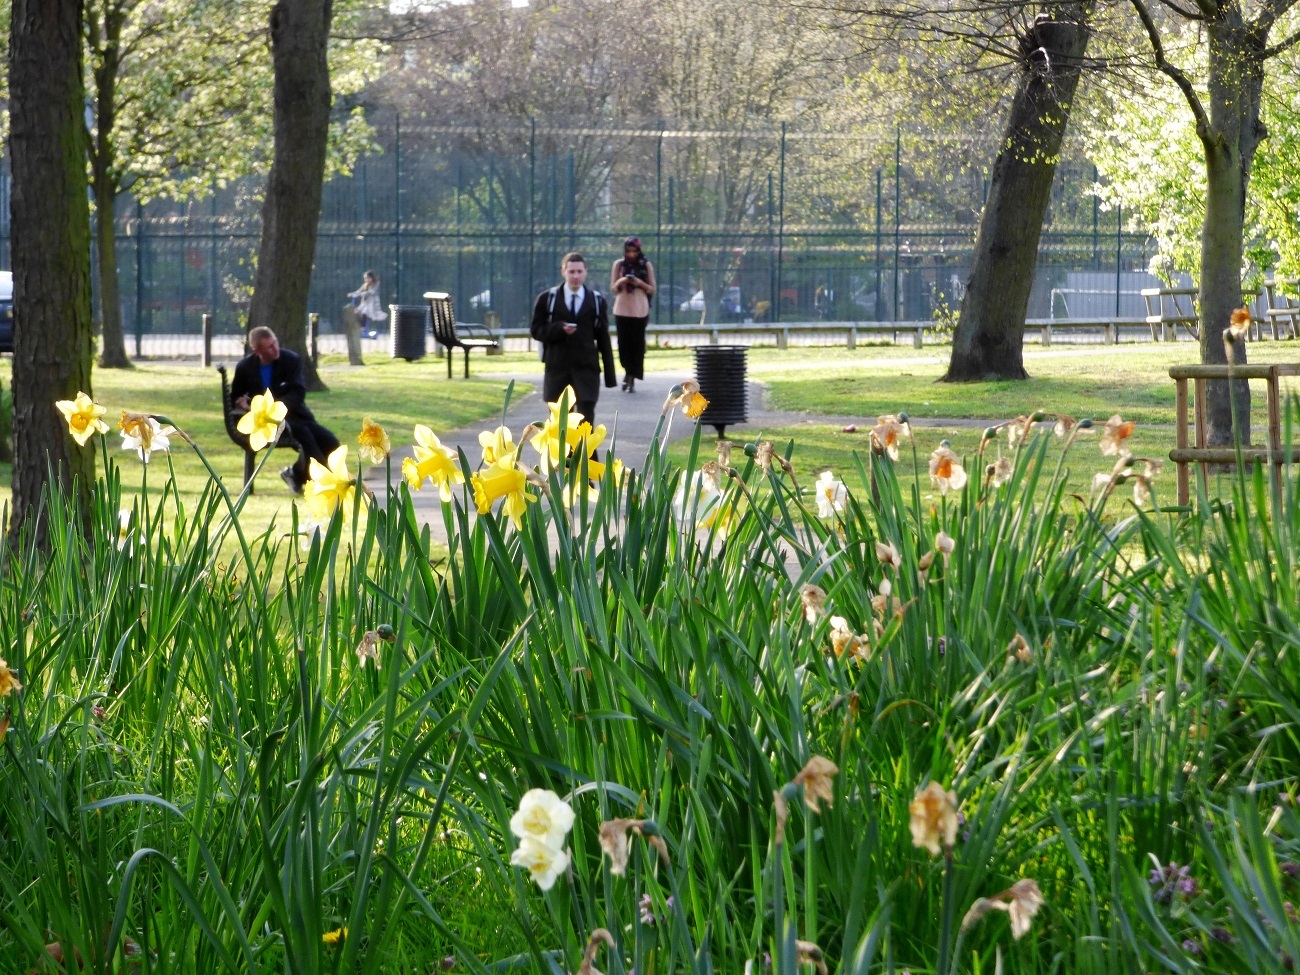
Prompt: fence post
<box><xmin>201</xmin><ymin>313</ymin><xmax>213</xmax><ymax>368</ymax></box>
<box><xmin>775</xmin><ymin>122</ymin><xmax>786</xmax><ymax>324</ymax></box>
<box><xmin>395</xmin><ymin>112</ymin><xmax>403</xmax><ymax>302</ymax></box>
<box><xmin>309</xmin><ymin>313</ymin><xmax>320</xmax><ymax>366</ymax></box>
<box><xmin>135</xmin><ymin>199</ymin><xmax>145</xmax><ymax>358</ymax></box>
<box><xmin>894</xmin><ymin>127</ymin><xmax>902</xmax><ymax>322</ymax></box>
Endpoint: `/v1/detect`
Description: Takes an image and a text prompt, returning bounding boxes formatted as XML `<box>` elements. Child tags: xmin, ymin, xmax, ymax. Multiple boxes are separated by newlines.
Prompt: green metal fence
<box><xmin>0</xmin><ymin>114</ymin><xmax>1154</xmax><ymax>353</ymax></box>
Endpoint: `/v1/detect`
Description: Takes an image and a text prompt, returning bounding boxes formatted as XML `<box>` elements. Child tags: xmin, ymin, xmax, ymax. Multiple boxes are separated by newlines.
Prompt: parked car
<box><xmin>679</xmin><ymin>287</ymin><xmax>743</xmax><ymax>318</ymax></box>
<box><xmin>0</xmin><ymin>271</ymin><xmax>12</xmax><ymax>354</ymax></box>
<box><xmin>655</xmin><ymin>284</ymin><xmax>694</xmax><ymax>313</ymax></box>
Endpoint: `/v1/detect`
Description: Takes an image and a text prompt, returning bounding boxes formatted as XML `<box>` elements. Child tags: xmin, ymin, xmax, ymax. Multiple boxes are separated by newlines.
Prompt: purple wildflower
<box><xmin>639</xmin><ymin>893</ymin><xmax>674</xmax><ymax>927</ymax></box>
<box><xmin>1149</xmin><ymin>861</ymin><xmax>1198</xmax><ymax>904</ymax></box>
<box><xmin>1210</xmin><ymin>927</ymin><xmax>1236</xmax><ymax>944</ymax></box>
<box><xmin>1182</xmin><ymin>939</ymin><xmax>1201</xmax><ymax>956</ymax></box>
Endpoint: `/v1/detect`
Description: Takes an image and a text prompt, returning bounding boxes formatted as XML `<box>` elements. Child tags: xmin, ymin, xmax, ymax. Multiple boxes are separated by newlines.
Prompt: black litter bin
<box><xmin>389</xmin><ymin>304</ymin><xmax>430</xmax><ymax>361</ymax></box>
<box><xmin>694</xmin><ymin>345</ymin><xmax>748</xmax><ymax>438</ymax></box>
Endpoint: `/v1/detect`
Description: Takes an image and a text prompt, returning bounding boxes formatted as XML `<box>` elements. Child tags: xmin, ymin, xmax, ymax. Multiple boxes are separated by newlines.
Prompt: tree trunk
<box><xmin>1196</xmin><ymin>19</ymin><xmax>1264</xmax><ymax>446</ymax></box>
<box><xmin>944</xmin><ymin>10</ymin><xmax>1092</xmax><ymax>382</ymax></box>
<box><xmin>90</xmin><ymin>2</ymin><xmax>131</xmax><ymax>369</ymax></box>
<box><xmin>247</xmin><ymin>0</ymin><xmax>333</xmax><ymax>392</ymax></box>
<box><xmin>8</xmin><ymin>0</ymin><xmax>96</xmax><ymax>542</ymax></box>
<box><xmin>94</xmin><ymin>170</ymin><xmax>131</xmax><ymax>368</ymax></box>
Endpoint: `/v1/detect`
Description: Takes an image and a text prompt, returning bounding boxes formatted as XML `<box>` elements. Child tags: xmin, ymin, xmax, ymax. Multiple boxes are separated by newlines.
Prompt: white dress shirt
<box><xmin>564</xmin><ymin>285</ymin><xmax>585</xmax><ymax>317</ymax></box>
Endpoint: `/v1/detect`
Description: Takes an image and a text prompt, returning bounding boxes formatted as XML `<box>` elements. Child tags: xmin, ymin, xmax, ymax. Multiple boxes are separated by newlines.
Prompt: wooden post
<box><xmin>1041</xmin><ymin>324</ymin><xmax>1052</xmax><ymax>347</ymax></box>
<box><xmin>912</xmin><ymin>327</ymin><xmax>922</xmax><ymax>349</ymax></box>
<box><xmin>1267</xmin><ymin>365</ymin><xmax>1283</xmax><ymax>499</ymax></box>
<box><xmin>309</xmin><ymin>312</ymin><xmax>320</xmax><ymax>366</ymax></box>
<box><xmin>1193</xmin><ymin>376</ymin><xmax>1208</xmax><ymax>496</ymax></box>
<box><xmin>201</xmin><ymin>313</ymin><xmax>213</xmax><ymax>368</ymax></box>
<box><xmin>1175</xmin><ymin>378</ymin><xmax>1189</xmax><ymax>507</ymax></box>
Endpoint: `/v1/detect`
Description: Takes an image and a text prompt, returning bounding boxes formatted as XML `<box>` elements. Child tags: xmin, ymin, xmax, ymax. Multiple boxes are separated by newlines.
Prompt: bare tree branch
<box><xmin>1128</xmin><ymin>0</ymin><xmax>1212</xmax><ymax>141</ymax></box>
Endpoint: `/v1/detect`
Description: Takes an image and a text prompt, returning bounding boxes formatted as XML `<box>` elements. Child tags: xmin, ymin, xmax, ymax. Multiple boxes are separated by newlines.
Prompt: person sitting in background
<box><xmin>230</xmin><ymin>326</ymin><xmax>339</xmax><ymax>494</ymax></box>
<box><xmin>348</xmin><ymin>270</ymin><xmax>387</xmax><ymax>332</ymax></box>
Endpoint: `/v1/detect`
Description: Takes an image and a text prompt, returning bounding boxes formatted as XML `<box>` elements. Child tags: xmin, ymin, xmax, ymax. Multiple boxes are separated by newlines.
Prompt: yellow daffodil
<box><xmin>792</xmin><ymin>755</ymin><xmax>839</xmax><ymax>813</ymax></box>
<box><xmin>119</xmin><ymin>412</ymin><xmax>174</xmax><ymax>464</ymax></box>
<box><xmin>1099</xmin><ymin>414</ymin><xmax>1136</xmax><ymax>457</ymax></box>
<box><xmin>909</xmin><ymin>780</ymin><xmax>959</xmax><ymax>857</ymax></box>
<box><xmin>357</xmin><ymin>417</ymin><xmax>391</xmax><ymax>466</ymax></box>
<box><xmin>304</xmin><ymin>445</ymin><xmax>358</xmax><ymax>522</ymax></box>
<box><xmin>321</xmin><ymin>927</ymin><xmax>347</xmax><ymax>946</ymax></box>
<box><xmin>236</xmin><ymin>391</ymin><xmax>287</xmax><ymax>451</ymax></box>
<box><xmin>870</xmin><ymin>415</ymin><xmax>910</xmax><ymax>461</ymax></box>
<box><xmin>572</xmin><ymin>420</ymin><xmax>609</xmax><ymax>479</ymax></box>
<box><xmin>55</xmin><ymin>391</ymin><xmax>109</xmax><ymax>446</ymax></box>
<box><xmin>0</xmin><ymin>657</ymin><xmax>22</xmax><ymax>697</ymax></box>
<box><xmin>929</xmin><ymin>445</ymin><xmax>968</xmax><ymax>494</ymax></box>
<box><xmin>402</xmin><ymin>425</ymin><xmax>464</xmax><ymax>502</ymax></box>
<box><xmin>470</xmin><ymin>458</ymin><xmax>537</xmax><ymax>528</ymax></box>
<box><xmin>478</xmin><ymin>425</ymin><xmax>517</xmax><ymax>466</ymax></box>
<box><xmin>530</xmin><ymin>389</ymin><xmax>585</xmax><ymax>473</ymax></box>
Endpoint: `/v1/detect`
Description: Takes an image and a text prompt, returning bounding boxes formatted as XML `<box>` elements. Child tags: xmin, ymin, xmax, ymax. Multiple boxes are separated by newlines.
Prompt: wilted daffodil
<box><xmin>478</xmin><ymin>425</ymin><xmax>517</xmax><ymax>466</ymax></box>
<box><xmin>55</xmin><ymin>391</ymin><xmax>110</xmax><ymax>446</ymax></box>
<box><xmin>909</xmin><ymin>780</ymin><xmax>960</xmax><ymax>857</ymax></box>
<box><xmin>357</xmin><ymin>417</ymin><xmax>391</xmax><ymax>466</ymax></box>
<box><xmin>402</xmin><ymin>425</ymin><xmax>464</xmax><ymax>501</ymax></box>
<box><xmin>470</xmin><ymin>458</ymin><xmax>537</xmax><ymax>528</ymax></box>
<box><xmin>800</xmin><ymin>583</ymin><xmax>827</xmax><ymax>623</ymax></box>
<box><xmin>236</xmin><ymin>391</ymin><xmax>287</xmax><ymax>451</ymax></box>
<box><xmin>929</xmin><ymin>444</ymin><xmax>968</xmax><ymax>494</ymax></box>
<box><xmin>1099</xmin><ymin>414</ymin><xmax>1136</xmax><ymax>457</ymax></box>
<box><xmin>989</xmin><ymin>455</ymin><xmax>1013</xmax><ymax>487</ymax></box>
<box><xmin>119</xmin><ymin>412</ymin><xmax>174</xmax><ymax>464</ymax></box>
<box><xmin>870</xmin><ymin>414</ymin><xmax>910</xmax><ymax>461</ymax></box>
<box><xmin>304</xmin><ymin>445</ymin><xmax>358</xmax><ymax>522</ymax></box>
<box><xmin>598</xmin><ymin>819</ymin><xmax>670</xmax><ymax>876</ymax></box>
<box><xmin>961</xmin><ymin>879</ymin><xmax>1045</xmax><ymax>940</ymax></box>
<box><xmin>663</xmin><ymin>380</ymin><xmax>708</xmax><ymax>419</ymax></box>
<box><xmin>793</xmin><ymin>755</ymin><xmax>839</xmax><ymax>813</ymax></box>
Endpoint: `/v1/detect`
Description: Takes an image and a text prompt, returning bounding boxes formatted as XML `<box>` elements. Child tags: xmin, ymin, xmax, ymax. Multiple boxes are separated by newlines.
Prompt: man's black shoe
<box><xmin>280</xmin><ymin>466</ymin><xmax>303</xmax><ymax>495</ymax></box>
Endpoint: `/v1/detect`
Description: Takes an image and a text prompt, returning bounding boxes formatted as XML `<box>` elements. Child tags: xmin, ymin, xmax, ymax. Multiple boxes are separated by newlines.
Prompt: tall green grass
<box><xmin>1</xmin><ymin>399</ymin><xmax>1298</xmax><ymax>974</ymax></box>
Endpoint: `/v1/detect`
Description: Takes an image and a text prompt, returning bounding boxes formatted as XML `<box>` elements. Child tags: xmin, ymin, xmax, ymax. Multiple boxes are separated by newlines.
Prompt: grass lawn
<box><xmin>0</xmin><ymin>355</ymin><xmax>530</xmax><ymax>534</ymax></box>
<box><xmin>761</xmin><ymin>341</ymin><xmax>1300</xmax><ymax>424</ymax></box>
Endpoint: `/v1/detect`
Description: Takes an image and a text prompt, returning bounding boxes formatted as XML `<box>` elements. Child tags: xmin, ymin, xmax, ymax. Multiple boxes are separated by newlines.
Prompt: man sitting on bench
<box><xmin>230</xmin><ymin>326</ymin><xmax>339</xmax><ymax>494</ymax></box>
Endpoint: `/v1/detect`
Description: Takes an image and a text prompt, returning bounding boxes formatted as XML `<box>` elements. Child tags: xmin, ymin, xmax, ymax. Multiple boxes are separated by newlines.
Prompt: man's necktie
<box><xmin>569</xmin><ymin>293</ymin><xmax>577</xmax><ymax>316</ymax></box>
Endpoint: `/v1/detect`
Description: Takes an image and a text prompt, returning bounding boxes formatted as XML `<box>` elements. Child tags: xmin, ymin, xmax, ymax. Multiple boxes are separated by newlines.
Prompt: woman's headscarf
<box><xmin>621</xmin><ymin>236</ymin><xmax>648</xmax><ymax>278</ymax></box>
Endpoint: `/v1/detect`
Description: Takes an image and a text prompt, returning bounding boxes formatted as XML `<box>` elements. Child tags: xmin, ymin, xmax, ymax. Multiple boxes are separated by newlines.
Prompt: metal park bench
<box><xmin>425</xmin><ymin>291</ymin><xmax>501</xmax><ymax>378</ymax></box>
<box><xmin>218</xmin><ymin>365</ymin><xmax>300</xmax><ymax>493</ymax></box>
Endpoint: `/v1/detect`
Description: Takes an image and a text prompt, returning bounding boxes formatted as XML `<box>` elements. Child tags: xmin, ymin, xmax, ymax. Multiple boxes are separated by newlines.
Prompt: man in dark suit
<box><xmin>230</xmin><ymin>326</ymin><xmax>339</xmax><ymax>493</ymax></box>
<box><xmin>529</xmin><ymin>253</ymin><xmax>617</xmax><ymax>423</ymax></box>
